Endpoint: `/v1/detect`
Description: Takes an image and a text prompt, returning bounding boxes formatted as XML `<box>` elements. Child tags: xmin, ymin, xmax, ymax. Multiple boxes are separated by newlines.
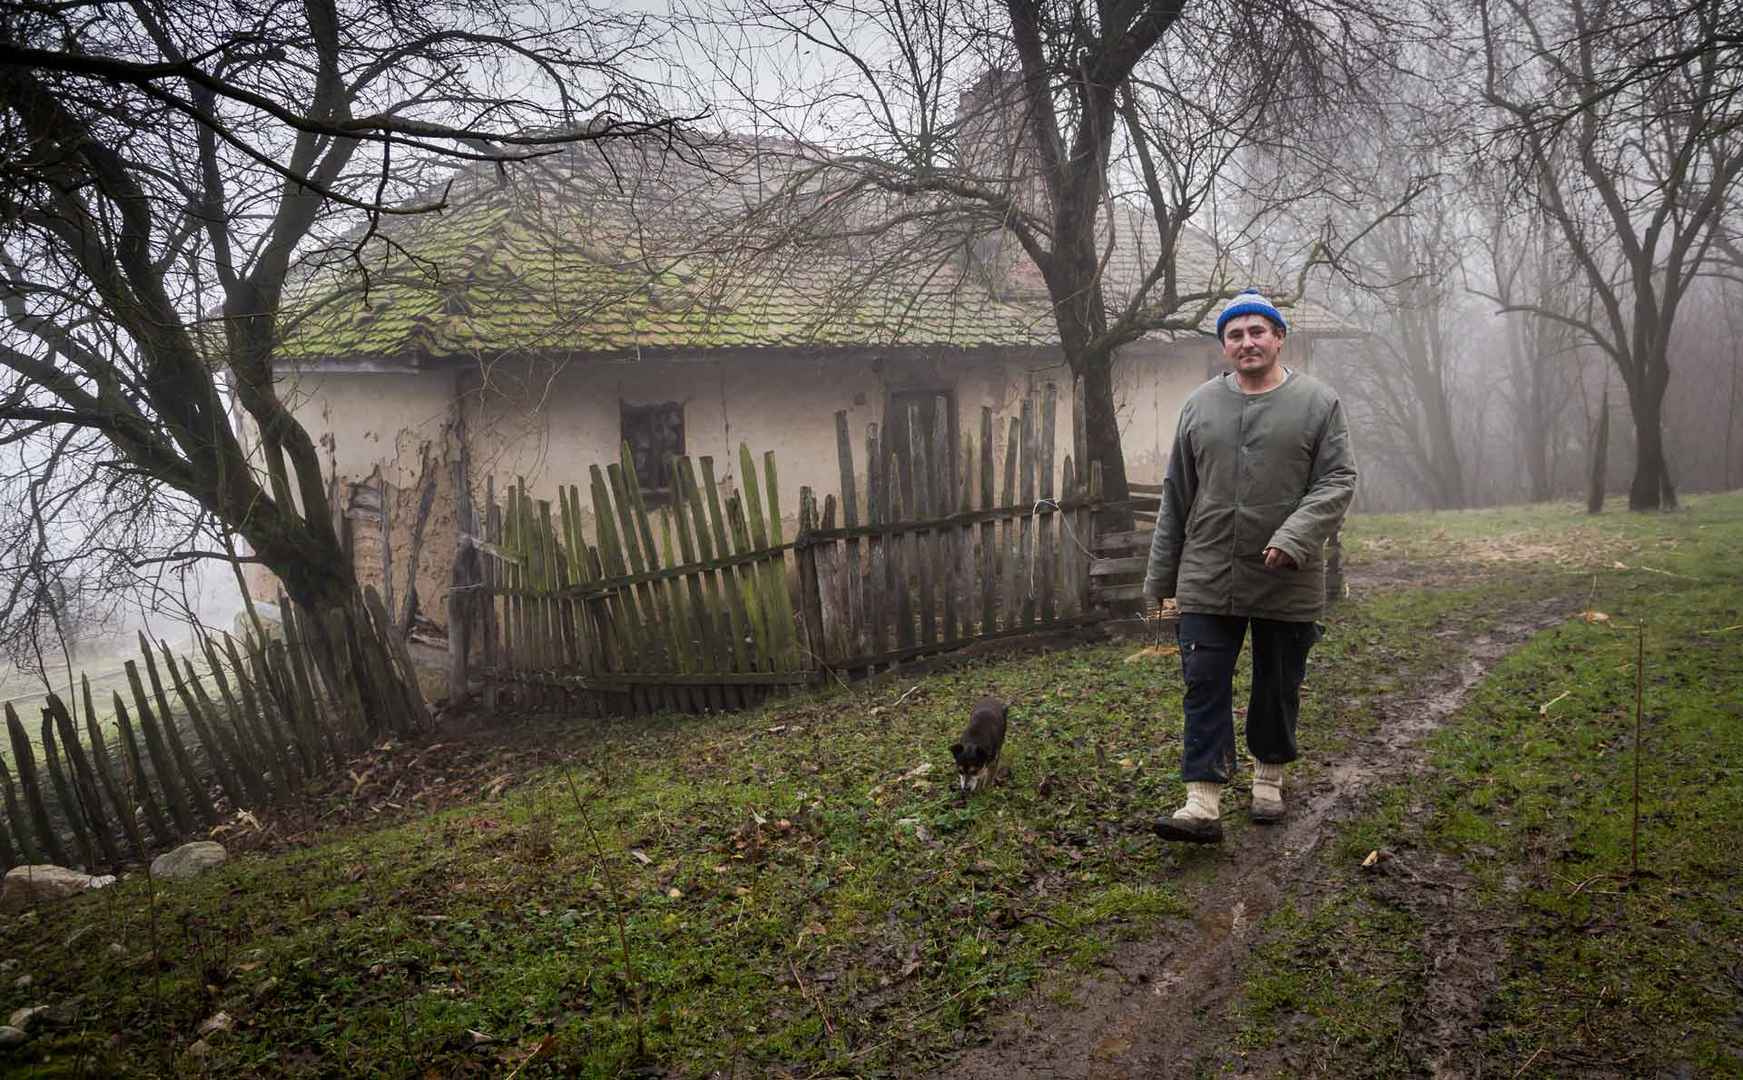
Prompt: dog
<box><xmin>951</xmin><ymin>697</ymin><xmax>1008</xmax><ymax>792</ymax></box>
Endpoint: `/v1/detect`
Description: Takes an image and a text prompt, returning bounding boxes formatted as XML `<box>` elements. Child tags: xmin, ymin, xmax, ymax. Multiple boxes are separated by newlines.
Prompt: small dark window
<box><xmin>621</xmin><ymin>401</ymin><xmax>684</xmax><ymax>497</ymax></box>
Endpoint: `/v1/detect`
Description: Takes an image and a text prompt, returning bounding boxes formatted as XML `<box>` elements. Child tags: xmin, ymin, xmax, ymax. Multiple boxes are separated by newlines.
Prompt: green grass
<box><xmin>2</xmin><ymin>494</ymin><xmax>1740</xmax><ymax>1077</ymax></box>
<box><xmin>1225</xmin><ymin>492</ymin><xmax>1743</xmax><ymax>1078</ymax></box>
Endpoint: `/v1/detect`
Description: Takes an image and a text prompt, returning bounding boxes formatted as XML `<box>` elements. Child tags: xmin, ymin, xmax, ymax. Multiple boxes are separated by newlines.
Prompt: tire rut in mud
<box><xmin>933</xmin><ymin>595</ymin><xmax>1574</xmax><ymax>1079</ymax></box>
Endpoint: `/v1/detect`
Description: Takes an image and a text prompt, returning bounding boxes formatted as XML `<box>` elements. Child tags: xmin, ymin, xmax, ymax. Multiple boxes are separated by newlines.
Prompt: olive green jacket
<box><xmin>1142</xmin><ymin>370</ymin><xmax>1357</xmax><ymax>622</ymax></box>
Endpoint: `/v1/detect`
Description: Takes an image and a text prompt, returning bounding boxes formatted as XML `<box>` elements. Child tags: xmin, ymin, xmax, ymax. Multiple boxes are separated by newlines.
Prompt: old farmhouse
<box><xmin>259</xmin><ymin>125</ymin><xmax>1353</xmax><ymax>633</ymax></box>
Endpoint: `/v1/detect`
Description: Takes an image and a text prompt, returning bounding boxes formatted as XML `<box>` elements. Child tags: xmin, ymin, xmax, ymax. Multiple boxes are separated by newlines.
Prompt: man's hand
<box><xmin>1263</xmin><ymin>547</ymin><xmax>1298</xmax><ymax>570</ymax></box>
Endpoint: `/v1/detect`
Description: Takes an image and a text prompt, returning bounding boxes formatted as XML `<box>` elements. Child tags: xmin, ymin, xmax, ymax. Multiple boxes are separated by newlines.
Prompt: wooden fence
<box><xmin>0</xmin><ymin>588</ymin><xmax>423</xmax><ymax>875</ymax></box>
<box><xmin>467</xmin><ymin>383</ymin><xmax>1158</xmax><ymax>715</ymax></box>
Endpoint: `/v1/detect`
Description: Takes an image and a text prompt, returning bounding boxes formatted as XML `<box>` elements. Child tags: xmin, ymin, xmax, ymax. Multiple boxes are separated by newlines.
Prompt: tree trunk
<box><xmin>1588</xmin><ymin>390</ymin><xmax>1609</xmax><ymax>514</ymax></box>
<box><xmin>1076</xmin><ymin>355</ymin><xmax>1132</xmax><ymax>530</ymax></box>
<box><xmin>1625</xmin><ymin>373</ymin><xmax>1673</xmax><ymax>511</ymax></box>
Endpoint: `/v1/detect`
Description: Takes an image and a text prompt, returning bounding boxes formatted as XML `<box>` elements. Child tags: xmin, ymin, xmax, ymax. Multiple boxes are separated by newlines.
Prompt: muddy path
<box><xmin>934</xmin><ymin>591</ymin><xmax>1575</xmax><ymax>1079</ymax></box>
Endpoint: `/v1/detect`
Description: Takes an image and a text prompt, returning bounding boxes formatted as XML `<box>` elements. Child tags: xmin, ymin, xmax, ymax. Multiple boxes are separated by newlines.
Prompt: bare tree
<box><xmin>675</xmin><ymin>0</ymin><xmax>1402</xmax><ymax>517</ymax></box>
<box><xmin>1479</xmin><ymin>0</ymin><xmax>1743</xmax><ymax>510</ymax></box>
<box><xmin>0</xmin><ymin>0</ymin><xmax>679</xmax><ymax>732</ymax></box>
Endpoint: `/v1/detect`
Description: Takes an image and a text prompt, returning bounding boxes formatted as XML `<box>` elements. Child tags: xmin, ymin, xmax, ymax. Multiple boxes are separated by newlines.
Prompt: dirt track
<box><xmin>934</xmin><ymin>588</ymin><xmax>1573</xmax><ymax>1079</ymax></box>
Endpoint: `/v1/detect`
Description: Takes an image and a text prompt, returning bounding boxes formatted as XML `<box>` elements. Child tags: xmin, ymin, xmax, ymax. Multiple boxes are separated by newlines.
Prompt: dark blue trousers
<box><xmin>1177</xmin><ymin>613</ymin><xmax>1320</xmax><ymax>783</ymax></box>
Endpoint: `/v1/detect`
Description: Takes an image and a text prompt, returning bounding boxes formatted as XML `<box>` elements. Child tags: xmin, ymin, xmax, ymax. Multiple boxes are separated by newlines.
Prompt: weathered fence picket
<box><xmin>455</xmin><ymin>379</ymin><xmax>1158</xmax><ymax>719</ymax></box>
<box><xmin>0</xmin><ymin>583</ymin><xmax>417</xmax><ymax>875</ymax></box>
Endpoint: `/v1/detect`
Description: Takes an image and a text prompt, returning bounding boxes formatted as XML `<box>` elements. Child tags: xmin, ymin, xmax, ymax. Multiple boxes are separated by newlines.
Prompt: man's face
<box><xmin>1221</xmin><ymin>314</ymin><xmax>1285</xmax><ymax>379</ymax></box>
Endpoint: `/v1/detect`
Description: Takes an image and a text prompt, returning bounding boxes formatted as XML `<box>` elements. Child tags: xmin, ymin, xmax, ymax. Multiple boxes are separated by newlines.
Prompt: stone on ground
<box><xmin>0</xmin><ymin>865</ymin><xmax>117</xmax><ymax>912</ymax></box>
<box><xmin>151</xmin><ymin>841</ymin><xmax>228</xmax><ymax>882</ymax></box>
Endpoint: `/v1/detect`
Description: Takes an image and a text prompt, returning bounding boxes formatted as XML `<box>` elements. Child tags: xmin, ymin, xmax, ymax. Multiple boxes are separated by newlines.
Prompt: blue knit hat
<box><xmin>1215</xmin><ymin>288</ymin><xmax>1287</xmax><ymax>339</ymax></box>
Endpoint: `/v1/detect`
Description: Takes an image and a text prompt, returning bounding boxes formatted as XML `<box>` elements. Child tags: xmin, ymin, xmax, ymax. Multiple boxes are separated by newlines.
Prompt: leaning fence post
<box><xmin>797</xmin><ymin>487</ymin><xmax>827</xmax><ymax>671</ymax></box>
<box><xmin>5</xmin><ymin>703</ymin><xmax>68</xmax><ymax>866</ymax></box>
<box><xmin>0</xmin><ymin>727</ymin><xmax>43</xmax><ymax>864</ymax></box>
<box><xmin>40</xmin><ymin>710</ymin><xmax>98</xmax><ymax>871</ymax></box>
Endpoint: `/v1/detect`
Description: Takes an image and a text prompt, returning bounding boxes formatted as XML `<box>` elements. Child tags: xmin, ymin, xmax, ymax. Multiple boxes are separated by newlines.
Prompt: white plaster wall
<box><xmin>278</xmin><ymin>368</ymin><xmax>456</xmax><ymax>488</ymax></box>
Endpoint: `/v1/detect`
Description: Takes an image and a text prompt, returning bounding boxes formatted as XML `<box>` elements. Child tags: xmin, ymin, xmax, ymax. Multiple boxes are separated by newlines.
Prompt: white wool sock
<box><xmin>1173</xmin><ymin>781</ymin><xmax>1221</xmax><ymax>821</ymax></box>
<box><xmin>1253</xmin><ymin>762</ymin><xmax>1284</xmax><ymax>799</ymax></box>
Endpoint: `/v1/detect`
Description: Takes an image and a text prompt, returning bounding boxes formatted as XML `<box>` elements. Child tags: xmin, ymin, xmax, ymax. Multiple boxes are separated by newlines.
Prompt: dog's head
<box><xmin>951</xmin><ymin>739</ymin><xmax>992</xmax><ymax>779</ymax></box>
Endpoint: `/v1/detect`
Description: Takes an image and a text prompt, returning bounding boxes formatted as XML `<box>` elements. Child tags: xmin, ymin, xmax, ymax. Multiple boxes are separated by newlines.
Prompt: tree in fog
<box><xmin>1479</xmin><ymin>0</ymin><xmax>1743</xmax><ymax>510</ymax></box>
<box><xmin>1475</xmin><ymin>187</ymin><xmax>1589</xmax><ymax>505</ymax></box>
<box><xmin>0</xmin><ymin>0</ymin><xmax>678</xmax><ymax>729</ymax></box>
<box><xmin>677</xmin><ymin>0</ymin><xmax>1402</xmax><ymax>516</ymax></box>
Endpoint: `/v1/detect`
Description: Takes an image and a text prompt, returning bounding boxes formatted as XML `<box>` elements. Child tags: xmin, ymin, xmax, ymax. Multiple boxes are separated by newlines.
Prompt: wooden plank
<box><xmin>6</xmin><ymin>703</ymin><xmax>69</xmax><ymax>863</ymax></box>
<box><xmin>834</xmin><ymin>411</ymin><xmax>865</xmax><ymax>664</ymax></box>
<box><xmin>137</xmin><ymin>638</ymin><xmax>218</xmax><ymax>826</ymax></box>
<box><xmin>201</xmin><ymin>641</ymin><xmax>278</xmax><ymax>801</ymax></box>
<box><xmin>680</xmin><ymin>457</ymin><xmax>749</xmax><ymax>692</ymax></box>
<box><xmin>666</xmin><ymin>473</ymin><xmax>725</xmax><ymax>712</ymax></box>
<box><xmin>887</xmin><ymin>444</ymin><xmax>915</xmax><ymax>651</ymax></box>
<box><xmin>1091</xmin><ymin>582</ymin><xmax>1149</xmax><ymax>602</ymax></box>
<box><xmin>821</xmin><ymin>494</ymin><xmax>849</xmax><ymax>662</ymax></box>
<box><xmin>0</xmin><ymin>739</ymin><xmax>42</xmax><ymax>864</ymax></box>
<box><xmin>1127</xmin><ymin>482</ymin><xmax>1166</xmax><ymax>495</ymax></box>
<box><xmin>932</xmin><ymin>394</ymin><xmax>957</xmax><ymax>644</ymax></box>
<box><xmin>1072</xmin><ymin>375</ymin><xmax>1088</xmax><ymax>486</ymax></box>
<box><xmin>798</xmin><ymin>487</ymin><xmax>828</xmax><ymax>669</ymax></box>
<box><xmin>501</xmin><ymin>487</ymin><xmax>518</xmax><ymax>673</ymax></box>
<box><xmin>1001</xmin><ymin>415</ymin><xmax>1020</xmax><ymax>630</ymax></box>
<box><xmin>864</xmin><ymin>424</ymin><xmax>887</xmax><ymax>661</ymax></box>
<box><xmin>591</xmin><ymin>464</ymin><xmax>648</xmax><ymax>671</ymax></box>
<box><xmin>47</xmin><ymin>695</ymin><xmax>120</xmax><ymax>868</ymax></box>
<box><xmin>738</xmin><ymin>444</ymin><xmax>793</xmax><ymax>670</ymax></box>
<box><xmin>221</xmin><ymin>636</ymin><xmax>296</xmax><ymax>793</ymax></box>
<box><xmin>1061</xmin><ymin>457</ymin><xmax>1078</xmax><ymax>616</ymax></box>
<box><xmin>0</xmin><ymin>759</ymin><xmax>16</xmax><ymax>868</ymax></box>
<box><xmin>39</xmin><ymin>711</ymin><xmax>97</xmax><ymax>870</ymax></box>
<box><xmin>978</xmin><ymin>407</ymin><xmax>996</xmax><ymax>637</ymax></box>
<box><xmin>275</xmin><ymin>602</ymin><xmax>342</xmax><ymax>767</ymax></box>
<box><xmin>242</xmin><ymin>642</ymin><xmax>307</xmax><ymax>789</ymax></box>
<box><xmin>157</xmin><ymin>643</ymin><xmax>245</xmax><ymax>809</ymax></box>
<box><xmin>269</xmin><ymin>640</ymin><xmax>322</xmax><ymax>777</ymax></box>
<box><xmin>1039</xmin><ymin>383</ymin><xmax>1058</xmax><ymax>623</ymax></box>
<box><xmin>83</xmin><ymin>676</ymin><xmax>146</xmax><ymax>860</ymax></box>
<box><xmin>620</xmin><ymin>451</ymin><xmax>686</xmax><ymax>682</ymax></box>
<box><xmin>177</xmin><ymin>657</ymin><xmax>269</xmax><ymax>808</ymax></box>
<box><xmin>761</xmin><ymin>449</ymin><xmax>801</xmax><ymax>671</ymax></box>
<box><xmin>123</xmin><ymin>661</ymin><xmax>197</xmax><ymax>834</ymax></box>
<box><xmin>704</xmin><ymin>456</ymin><xmax>766</xmax><ymax>672</ymax></box>
<box><xmin>1089</xmin><ymin>462</ymin><xmax>1105</xmax><ymax>612</ymax></box>
<box><xmin>1019</xmin><ymin>394</ymin><xmax>1038</xmax><ymax>626</ymax></box>
<box><xmin>1090</xmin><ymin>555</ymin><xmax>1150</xmax><ymax>576</ymax></box>
<box><xmin>725</xmin><ymin>491</ymin><xmax>774</xmax><ymax>672</ymax></box>
<box><xmin>907</xmin><ymin>403</ymin><xmax>936</xmax><ymax>648</ymax></box>
<box><xmin>363</xmin><ymin>585</ymin><xmax>433</xmax><ymax>731</ymax></box>
<box><xmin>482</xmin><ymin>480</ymin><xmax>500</xmax><ymax>709</ymax></box>
<box><xmin>1096</xmin><ymin>529</ymin><xmax>1151</xmax><ymax>553</ymax></box>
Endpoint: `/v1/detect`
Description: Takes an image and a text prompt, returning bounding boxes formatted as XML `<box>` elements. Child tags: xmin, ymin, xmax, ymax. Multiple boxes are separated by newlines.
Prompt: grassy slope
<box><xmin>1</xmin><ymin>495</ymin><xmax>1738</xmax><ymax>1078</ymax></box>
<box><xmin>1231</xmin><ymin>493</ymin><xmax>1743</xmax><ymax>1077</ymax></box>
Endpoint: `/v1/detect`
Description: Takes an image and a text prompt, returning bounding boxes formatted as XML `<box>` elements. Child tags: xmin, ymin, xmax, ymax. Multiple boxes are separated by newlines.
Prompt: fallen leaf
<box><xmin>629</xmin><ymin>849</ymin><xmax>653</xmax><ymax>866</ymax></box>
<box><xmin>1362</xmin><ymin>850</ymin><xmax>1380</xmax><ymax>868</ymax></box>
<box><xmin>1581</xmin><ymin>610</ymin><xmax>1612</xmax><ymax>624</ymax></box>
<box><xmin>666</xmin><ymin>887</ymin><xmax>682</xmax><ymax>899</ymax></box>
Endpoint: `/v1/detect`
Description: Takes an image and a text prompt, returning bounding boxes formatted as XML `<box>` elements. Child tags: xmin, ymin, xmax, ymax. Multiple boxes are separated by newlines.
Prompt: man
<box><xmin>1144</xmin><ymin>288</ymin><xmax>1358</xmax><ymax>844</ymax></box>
